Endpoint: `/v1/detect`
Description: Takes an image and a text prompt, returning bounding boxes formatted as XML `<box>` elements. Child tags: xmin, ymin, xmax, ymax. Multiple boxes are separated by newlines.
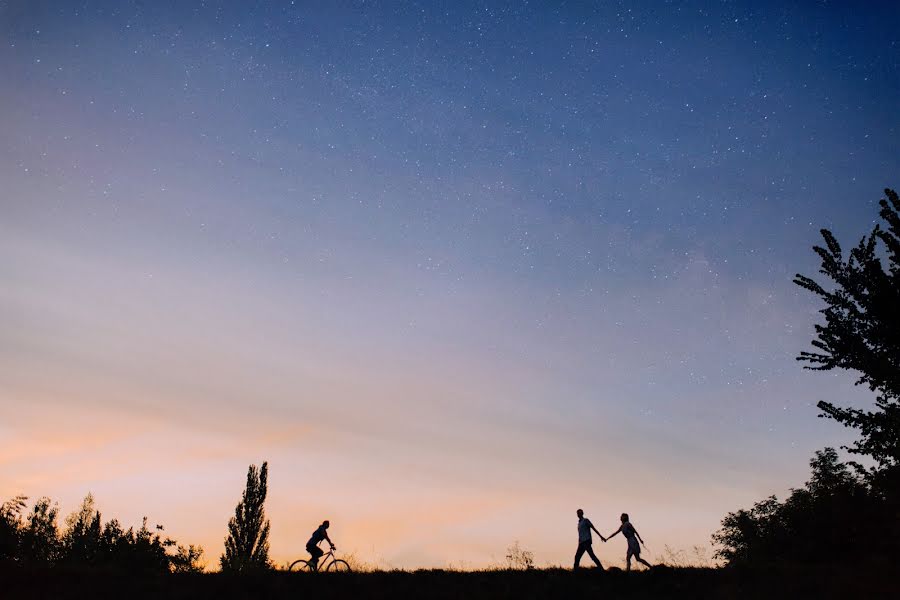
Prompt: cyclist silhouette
<box><xmin>306</xmin><ymin>520</ymin><xmax>334</xmax><ymax>570</ymax></box>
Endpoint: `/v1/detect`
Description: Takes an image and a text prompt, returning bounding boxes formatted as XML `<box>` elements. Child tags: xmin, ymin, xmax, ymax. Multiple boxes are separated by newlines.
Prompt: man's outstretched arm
<box><xmin>590</xmin><ymin>522</ymin><xmax>607</xmax><ymax>542</ymax></box>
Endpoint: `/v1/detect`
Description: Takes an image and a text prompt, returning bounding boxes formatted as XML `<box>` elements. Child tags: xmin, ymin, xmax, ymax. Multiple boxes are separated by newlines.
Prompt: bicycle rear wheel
<box><xmin>289</xmin><ymin>559</ymin><xmax>315</xmax><ymax>572</ymax></box>
<box><xmin>326</xmin><ymin>559</ymin><xmax>351</xmax><ymax>572</ymax></box>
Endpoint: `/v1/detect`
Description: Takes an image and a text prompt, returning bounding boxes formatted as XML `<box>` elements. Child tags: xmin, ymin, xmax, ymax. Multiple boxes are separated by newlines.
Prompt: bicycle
<box><xmin>289</xmin><ymin>547</ymin><xmax>351</xmax><ymax>572</ymax></box>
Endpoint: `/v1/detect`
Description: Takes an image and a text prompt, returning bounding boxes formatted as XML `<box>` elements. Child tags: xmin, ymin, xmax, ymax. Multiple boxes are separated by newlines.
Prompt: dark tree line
<box><xmin>714</xmin><ymin>189</ymin><xmax>900</xmax><ymax>565</ymax></box>
<box><xmin>0</xmin><ymin>492</ymin><xmax>204</xmax><ymax>572</ymax></box>
<box><xmin>1</xmin><ymin>461</ymin><xmax>272</xmax><ymax>574</ymax></box>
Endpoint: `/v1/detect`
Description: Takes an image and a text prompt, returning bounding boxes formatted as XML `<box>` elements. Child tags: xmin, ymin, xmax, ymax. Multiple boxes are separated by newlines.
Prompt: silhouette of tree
<box><xmin>805</xmin><ymin>447</ymin><xmax>857</xmax><ymax>496</ymax></box>
<box><xmin>717</xmin><ymin>189</ymin><xmax>900</xmax><ymax>567</ymax></box>
<box><xmin>99</xmin><ymin>517</ymin><xmax>170</xmax><ymax>572</ymax></box>
<box><xmin>793</xmin><ymin>188</ymin><xmax>900</xmax><ymax>472</ymax></box>
<box><xmin>98</xmin><ymin>518</ymin><xmax>127</xmax><ymax>564</ymax></box>
<box><xmin>62</xmin><ymin>493</ymin><xmax>102</xmax><ymax>566</ymax></box>
<box><xmin>0</xmin><ymin>496</ymin><xmax>27</xmax><ymax>563</ymax></box>
<box><xmin>171</xmin><ymin>544</ymin><xmax>205</xmax><ymax>573</ymax></box>
<box><xmin>713</xmin><ymin>448</ymin><xmax>870</xmax><ymax>565</ymax></box>
<box><xmin>712</xmin><ymin>495</ymin><xmax>781</xmax><ymax>565</ymax></box>
<box><xmin>0</xmin><ymin>492</ymin><xmax>201</xmax><ymax>572</ymax></box>
<box><xmin>131</xmin><ymin>518</ymin><xmax>174</xmax><ymax>572</ymax></box>
<box><xmin>220</xmin><ymin>462</ymin><xmax>272</xmax><ymax>572</ymax></box>
<box><xmin>21</xmin><ymin>498</ymin><xmax>60</xmax><ymax>565</ymax></box>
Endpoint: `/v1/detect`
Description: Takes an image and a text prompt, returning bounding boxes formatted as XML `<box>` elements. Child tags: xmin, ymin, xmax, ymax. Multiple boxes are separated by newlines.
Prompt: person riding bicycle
<box><xmin>306</xmin><ymin>520</ymin><xmax>334</xmax><ymax>570</ymax></box>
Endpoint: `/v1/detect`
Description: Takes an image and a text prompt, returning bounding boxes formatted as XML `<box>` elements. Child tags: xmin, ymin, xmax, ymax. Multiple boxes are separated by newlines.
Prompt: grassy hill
<box><xmin>4</xmin><ymin>564</ymin><xmax>895</xmax><ymax>600</ymax></box>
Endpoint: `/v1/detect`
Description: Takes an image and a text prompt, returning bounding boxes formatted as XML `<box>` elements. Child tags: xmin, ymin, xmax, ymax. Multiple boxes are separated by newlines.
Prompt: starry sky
<box><xmin>2</xmin><ymin>0</ymin><xmax>899</xmax><ymax>569</ymax></box>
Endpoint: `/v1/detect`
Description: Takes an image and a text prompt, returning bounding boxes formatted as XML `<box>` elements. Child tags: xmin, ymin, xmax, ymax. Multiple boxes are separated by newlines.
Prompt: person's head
<box><xmin>620</xmin><ymin>513</ymin><xmax>629</xmax><ymax>523</ymax></box>
<box><xmin>576</xmin><ymin>509</ymin><xmax>584</xmax><ymax>518</ymax></box>
<box><xmin>322</xmin><ymin>520</ymin><xmax>330</xmax><ymax>529</ymax></box>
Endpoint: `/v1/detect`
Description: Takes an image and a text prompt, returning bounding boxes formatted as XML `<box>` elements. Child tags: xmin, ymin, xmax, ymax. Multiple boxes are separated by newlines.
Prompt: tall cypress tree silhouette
<box><xmin>220</xmin><ymin>462</ymin><xmax>271</xmax><ymax>572</ymax></box>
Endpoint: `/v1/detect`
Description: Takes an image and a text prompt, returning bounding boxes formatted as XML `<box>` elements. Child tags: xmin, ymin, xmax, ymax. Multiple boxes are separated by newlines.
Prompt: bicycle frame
<box><xmin>314</xmin><ymin>548</ymin><xmax>338</xmax><ymax>571</ymax></box>
<box><xmin>290</xmin><ymin>546</ymin><xmax>350</xmax><ymax>572</ymax></box>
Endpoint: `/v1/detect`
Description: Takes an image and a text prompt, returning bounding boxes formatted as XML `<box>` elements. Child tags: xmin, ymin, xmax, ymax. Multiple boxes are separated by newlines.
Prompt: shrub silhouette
<box><xmin>712</xmin><ymin>448</ymin><xmax>874</xmax><ymax>565</ymax></box>
<box><xmin>0</xmin><ymin>492</ymin><xmax>202</xmax><ymax>572</ymax></box>
<box><xmin>505</xmin><ymin>541</ymin><xmax>535</xmax><ymax>570</ymax></box>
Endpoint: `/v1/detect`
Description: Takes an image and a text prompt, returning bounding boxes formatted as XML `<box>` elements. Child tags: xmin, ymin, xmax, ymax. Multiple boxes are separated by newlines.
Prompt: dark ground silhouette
<box><xmin>2</xmin><ymin>564</ymin><xmax>895</xmax><ymax>600</ymax></box>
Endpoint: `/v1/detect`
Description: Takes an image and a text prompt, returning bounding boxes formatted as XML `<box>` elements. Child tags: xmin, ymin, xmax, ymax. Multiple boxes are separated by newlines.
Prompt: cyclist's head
<box><xmin>322</xmin><ymin>520</ymin><xmax>330</xmax><ymax>528</ymax></box>
<box><xmin>576</xmin><ymin>508</ymin><xmax>584</xmax><ymax>518</ymax></box>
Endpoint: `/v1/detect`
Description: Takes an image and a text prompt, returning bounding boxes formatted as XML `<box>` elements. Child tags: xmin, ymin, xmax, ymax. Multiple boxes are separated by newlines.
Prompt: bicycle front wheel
<box><xmin>326</xmin><ymin>559</ymin><xmax>351</xmax><ymax>572</ymax></box>
<box><xmin>289</xmin><ymin>559</ymin><xmax>315</xmax><ymax>572</ymax></box>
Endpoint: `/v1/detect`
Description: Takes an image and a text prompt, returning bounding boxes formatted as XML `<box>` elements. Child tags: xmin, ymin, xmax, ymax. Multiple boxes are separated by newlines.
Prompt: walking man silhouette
<box><xmin>573</xmin><ymin>508</ymin><xmax>605</xmax><ymax>570</ymax></box>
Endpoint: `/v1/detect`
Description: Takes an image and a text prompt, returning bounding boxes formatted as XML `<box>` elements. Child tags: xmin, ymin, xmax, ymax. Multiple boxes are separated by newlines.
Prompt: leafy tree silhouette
<box><xmin>713</xmin><ymin>448</ymin><xmax>869</xmax><ymax>565</ymax></box>
<box><xmin>21</xmin><ymin>498</ymin><xmax>60</xmax><ymax>565</ymax></box>
<box><xmin>0</xmin><ymin>495</ymin><xmax>27</xmax><ymax>563</ymax></box>
<box><xmin>793</xmin><ymin>188</ymin><xmax>900</xmax><ymax>473</ymax></box>
<box><xmin>0</xmin><ymin>492</ymin><xmax>201</xmax><ymax>572</ymax></box>
<box><xmin>171</xmin><ymin>543</ymin><xmax>205</xmax><ymax>573</ymax></box>
<box><xmin>96</xmin><ymin>517</ymin><xmax>171</xmax><ymax>572</ymax></box>
<box><xmin>62</xmin><ymin>493</ymin><xmax>102</xmax><ymax>566</ymax></box>
<box><xmin>715</xmin><ymin>188</ymin><xmax>900</xmax><ymax>566</ymax></box>
<box><xmin>220</xmin><ymin>462</ymin><xmax>272</xmax><ymax>572</ymax></box>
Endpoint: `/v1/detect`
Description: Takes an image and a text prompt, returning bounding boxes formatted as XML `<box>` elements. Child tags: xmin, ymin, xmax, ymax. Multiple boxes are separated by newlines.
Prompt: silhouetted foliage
<box><xmin>93</xmin><ymin>517</ymin><xmax>172</xmax><ymax>572</ymax></box>
<box><xmin>793</xmin><ymin>188</ymin><xmax>900</xmax><ymax>473</ymax></box>
<box><xmin>0</xmin><ymin>492</ymin><xmax>202</xmax><ymax>572</ymax></box>
<box><xmin>712</xmin><ymin>448</ymin><xmax>880</xmax><ymax>565</ymax></box>
<box><xmin>171</xmin><ymin>543</ymin><xmax>206</xmax><ymax>573</ymax></box>
<box><xmin>504</xmin><ymin>541</ymin><xmax>534</xmax><ymax>570</ymax></box>
<box><xmin>61</xmin><ymin>494</ymin><xmax>191</xmax><ymax>572</ymax></box>
<box><xmin>220</xmin><ymin>461</ymin><xmax>272</xmax><ymax>572</ymax></box>
<box><xmin>62</xmin><ymin>493</ymin><xmax>103</xmax><ymax>566</ymax></box>
<box><xmin>0</xmin><ymin>496</ymin><xmax>27</xmax><ymax>563</ymax></box>
<box><xmin>21</xmin><ymin>498</ymin><xmax>60</xmax><ymax>565</ymax></box>
<box><xmin>717</xmin><ymin>189</ymin><xmax>900</xmax><ymax>566</ymax></box>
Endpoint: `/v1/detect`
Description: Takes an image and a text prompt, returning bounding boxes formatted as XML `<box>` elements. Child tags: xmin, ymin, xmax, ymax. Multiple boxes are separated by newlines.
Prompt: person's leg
<box><xmin>573</xmin><ymin>542</ymin><xmax>587</xmax><ymax>569</ymax></box>
<box><xmin>308</xmin><ymin>544</ymin><xmax>323</xmax><ymax>569</ymax></box>
<box><xmin>634</xmin><ymin>551</ymin><xmax>652</xmax><ymax>569</ymax></box>
<box><xmin>585</xmin><ymin>543</ymin><xmax>604</xmax><ymax>569</ymax></box>
<box><xmin>626</xmin><ymin>549</ymin><xmax>633</xmax><ymax>571</ymax></box>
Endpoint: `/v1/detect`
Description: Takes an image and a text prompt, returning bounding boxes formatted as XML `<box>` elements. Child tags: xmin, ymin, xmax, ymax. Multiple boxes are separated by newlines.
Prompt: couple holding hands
<box><xmin>574</xmin><ymin>508</ymin><xmax>653</xmax><ymax>571</ymax></box>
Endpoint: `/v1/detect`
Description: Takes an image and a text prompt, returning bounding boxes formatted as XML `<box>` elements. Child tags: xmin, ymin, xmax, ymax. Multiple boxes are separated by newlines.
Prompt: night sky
<box><xmin>2</xmin><ymin>1</ymin><xmax>899</xmax><ymax>568</ymax></box>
